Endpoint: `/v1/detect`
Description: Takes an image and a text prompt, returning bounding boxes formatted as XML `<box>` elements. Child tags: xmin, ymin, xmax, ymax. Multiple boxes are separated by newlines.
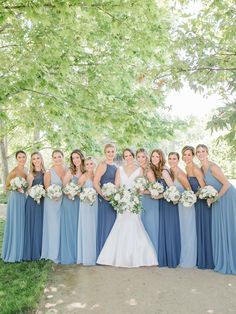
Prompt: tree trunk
<box><xmin>0</xmin><ymin>136</ymin><xmax>9</xmax><ymax>187</ymax></box>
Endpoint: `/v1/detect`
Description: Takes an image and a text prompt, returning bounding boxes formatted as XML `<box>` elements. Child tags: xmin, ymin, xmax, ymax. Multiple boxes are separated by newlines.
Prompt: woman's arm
<box><xmin>44</xmin><ymin>170</ymin><xmax>51</xmax><ymax>190</ymax></box>
<box><xmin>63</xmin><ymin>170</ymin><xmax>72</xmax><ymax>187</ymax></box>
<box><xmin>78</xmin><ymin>174</ymin><xmax>86</xmax><ymax>188</ymax></box>
<box><xmin>114</xmin><ymin>168</ymin><xmax>121</xmax><ymax>188</ymax></box>
<box><xmin>177</xmin><ymin>172</ymin><xmax>192</xmax><ymax>190</ymax></box>
<box><xmin>93</xmin><ymin>162</ymin><xmax>106</xmax><ymax>197</ymax></box>
<box><xmin>211</xmin><ymin>163</ymin><xmax>230</xmax><ymax>198</ymax></box>
<box><xmin>162</xmin><ymin>169</ymin><xmax>174</xmax><ymax>187</ymax></box>
<box><xmin>193</xmin><ymin>166</ymin><xmax>206</xmax><ymax>188</ymax></box>
<box><xmin>27</xmin><ymin>173</ymin><xmax>35</xmax><ymax>190</ymax></box>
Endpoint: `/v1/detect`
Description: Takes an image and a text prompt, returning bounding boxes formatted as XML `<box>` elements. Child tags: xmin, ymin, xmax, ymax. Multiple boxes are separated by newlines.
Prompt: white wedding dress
<box><xmin>97</xmin><ymin>166</ymin><xmax>158</xmax><ymax>267</ymax></box>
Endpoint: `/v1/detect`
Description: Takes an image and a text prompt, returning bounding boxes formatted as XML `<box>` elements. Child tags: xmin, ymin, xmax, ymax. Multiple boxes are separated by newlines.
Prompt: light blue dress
<box><xmin>2</xmin><ymin>189</ymin><xmax>26</xmax><ymax>262</ymax></box>
<box><xmin>204</xmin><ymin>166</ymin><xmax>236</xmax><ymax>274</ymax></box>
<box><xmin>175</xmin><ymin>180</ymin><xmax>197</xmax><ymax>268</ymax></box>
<box><xmin>59</xmin><ymin>175</ymin><xmax>80</xmax><ymax>264</ymax></box>
<box><xmin>141</xmin><ymin>194</ymin><xmax>159</xmax><ymax>256</ymax></box>
<box><xmin>77</xmin><ymin>179</ymin><xmax>98</xmax><ymax>265</ymax></box>
<box><xmin>41</xmin><ymin>168</ymin><xmax>62</xmax><ymax>263</ymax></box>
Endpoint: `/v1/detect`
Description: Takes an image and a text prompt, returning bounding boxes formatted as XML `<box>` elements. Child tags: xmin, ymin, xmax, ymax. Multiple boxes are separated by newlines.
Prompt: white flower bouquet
<box><xmin>28</xmin><ymin>184</ymin><xmax>46</xmax><ymax>204</ymax></box>
<box><xmin>180</xmin><ymin>190</ymin><xmax>197</xmax><ymax>208</ymax></box>
<box><xmin>101</xmin><ymin>182</ymin><xmax>118</xmax><ymax>198</ymax></box>
<box><xmin>110</xmin><ymin>187</ymin><xmax>142</xmax><ymax>214</ymax></box>
<box><xmin>133</xmin><ymin>176</ymin><xmax>149</xmax><ymax>192</ymax></box>
<box><xmin>148</xmin><ymin>182</ymin><xmax>164</xmax><ymax>199</ymax></box>
<box><xmin>47</xmin><ymin>184</ymin><xmax>62</xmax><ymax>200</ymax></box>
<box><xmin>163</xmin><ymin>186</ymin><xmax>181</xmax><ymax>204</ymax></box>
<box><xmin>10</xmin><ymin>176</ymin><xmax>28</xmax><ymax>193</ymax></box>
<box><xmin>63</xmin><ymin>182</ymin><xmax>81</xmax><ymax>200</ymax></box>
<box><xmin>198</xmin><ymin>185</ymin><xmax>219</xmax><ymax>207</ymax></box>
<box><xmin>80</xmin><ymin>187</ymin><xmax>97</xmax><ymax>205</ymax></box>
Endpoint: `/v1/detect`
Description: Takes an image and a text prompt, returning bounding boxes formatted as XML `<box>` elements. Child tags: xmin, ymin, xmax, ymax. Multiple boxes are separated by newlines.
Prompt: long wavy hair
<box><xmin>70</xmin><ymin>149</ymin><xmax>85</xmax><ymax>175</ymax></box>
<box><xmin>30</xmin><ymin>151</ymin><xmax>46</xmax><ymax>177</ymax></box>
<box><xmin>136</xmin><ymin>148</ymin><xmax>149</xmax><ymax>176</ymax></box>
<box><xmin>150</xmin><ymin>149</ymin><xmax>166</xmax><ymax>180</ymax></box>
<box><xmin>168</xmin><ymin>151</ymin><xmax>180</xmax><ymax>181</ymax></box>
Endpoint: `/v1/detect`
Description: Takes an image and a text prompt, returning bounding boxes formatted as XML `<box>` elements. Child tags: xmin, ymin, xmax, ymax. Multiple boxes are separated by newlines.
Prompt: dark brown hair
<box><xmin>168</xmin><ymin>152</ymin><xmax>180</xmax><ymax>181</ymax></box>
<box><xmin>122</xmin><ymin>148</ymin><xmax>135</xmax><ymax>159</ymax></box>
<box><xmin>70</xmin><ymin>149</ymin><xmax>85</xmax><ymax>175</ymax></box>
<box><xmin>52</xmin><ymin>149</ymin><xmax>64</xmax><ymax>157</ymax></box>
<box><xmin>150</xmin><ymin>149</ymin><xmax>166</xmax><ymax>180</ymax></box>
<box><xmin>15</xmin><ymin>150</ymin><xmax>26</xmax><ymax>158</ymax></box>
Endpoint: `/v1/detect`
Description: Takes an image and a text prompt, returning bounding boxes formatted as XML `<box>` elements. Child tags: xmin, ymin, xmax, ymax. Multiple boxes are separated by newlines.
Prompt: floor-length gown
<box><xmin>188</xmin><ymin>177</ymin><xmax>214</xmax><ymax>269</ymax></box>
<box><xmin>23</xmin><ymin>171</ymin><xmax>44</xmax><ymax>260</ymax></box>
<box><xmin>204</xmin><ymin>167</ymin><xmax>236</xmax><ymax>274</ymax></box>
<box><xmin>41</xmin><ymin>168</ymin><xmax>62</xmax><ymax>263</ymax></box>
<box><xmin>175</xmin><ymin>180</ymin><xmax>197</xmax><ymax>268</ymax></box>
<box><xmin>77</xmin><ymin>179</ymin><xmax>98</xmax><ymax>265</ymax></box>
<box><xmin>158</xmin><ymin>178</ymin><xmax>181</xmax><ymax>268</ymax></box>
<box><xmin>59</xmin><ymin>175</ymin><xmax>80</xmax><ymax>264</ymax></box>
<box><xmin>96</xmin><ymin>164</ymin><xmax>117</xmax><ymax>257</ymax></box>
<box><xmin>97</xmin><ymin>167</ymin><xmax>158</xmax><ymax>267</ymax></box>
<box><xmin>2</xmin><ymin>187</ymin><xmax>26</xmax><ymax>262</ymax></box>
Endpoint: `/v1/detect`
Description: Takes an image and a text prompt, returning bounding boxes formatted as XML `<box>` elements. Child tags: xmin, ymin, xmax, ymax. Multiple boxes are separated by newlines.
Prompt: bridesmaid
<box><xmin>196</xmin><ymin>144</ymin><xmax>236</xmax><ymax>274</ymax></box>
<box><xmin>150</xmin><ymin>149</ymin><xmax>181</xmax><ymax>268</ymax></box>
<box><xmin>168</xmin><ymin>152</ymin><xmax>197</xmax><ymax>268</ymax></box>
<box><xmin>59</xmin><ymin>149</ymin><xmax>85</xmax><ymax>264</ymax></box>
<box><xmin>41</xmin><ymin>149</ymin><xmax>66</xmax><ymax>263</ymax></box>
<box><xmin>2</xmin><ymin>150</ymin><xmax>27</xmax><ymax>262</ymax></box>
<box><xmin>136</xmin><ymin>148</ymin><xmax>159</xmax><ymax>256</ymax></box>
<box><xmin>94</xmin><ymin>143</ymin><xmax>117</xmax><ymax>257</ymax></box>
<box><xmin>23</xmin><ymin>152</ymin><xmax>46</xmax><ymax>261</ymax></box>
<box><xmin>77</xmin><ymin>157</ymin><xmax>98</xmax><ymax>265</ymax></box>
<box><xmin>182</xmin><ymin>145</ymin><xmax>214</xmax><ymax>269</ymax></box>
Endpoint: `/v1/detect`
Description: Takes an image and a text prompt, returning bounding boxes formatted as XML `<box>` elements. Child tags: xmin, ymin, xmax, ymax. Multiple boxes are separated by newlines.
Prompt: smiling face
<box><xmin>136</xmin><ymin>152</ymin><xmax>147</xmax><ymax>168</ymax></box>
<box><xmin>72</xmin><ymin>153</ymin><xmax>81</xmax><ymax>168</ymax></box>
<box><xmin>196</xmin><ymin>145</ymin><xmax>208</xmax><ymax>162</ymax></box>
<box><xmin>31</xmin><ymin>153</ymin><xmax>42</xmax><ymax>168</ymax></box>
<box><xmin>168</xmin><ymin>153</ymin><xmax>179</xmax><ymax>168</ymax></box>
<box><xmin>16</xmin><ymin>152</ymin><xmax>27</xmax><ymax>166</ymax></box>
<box><xmin>85</xmin><ymin>159</ymin><xmax>94</xmax><ymax>172</ymax></box>
<box><xmin>151</xmin><ymin>152</ymin><xmax>160</xmax><ymax>166</ymax></box>
<box><xmin>182</xmin><ymin>149</ymin><xmax>194</xmax><ymax>164</ymax></box>
<box><xmin>105</xmin><ymin>146</ymin><xmax>116</xmax><ymax>162</ymax></box>
<box><xmin>52</xmin><ymin>151</ymin><xmax>64</xmax><ymax>166</ymax></box>
<box><xmin>123</xmin><ymin>150</ymin><xmax>134</xmax><ymax>164</ymax></box>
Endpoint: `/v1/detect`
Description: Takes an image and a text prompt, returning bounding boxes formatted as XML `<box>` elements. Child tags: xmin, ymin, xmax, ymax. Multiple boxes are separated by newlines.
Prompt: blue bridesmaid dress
<box><xmin>59</xmin><ymin>175</ymin><xmax>80</xmax><ymax>264</ymax></box>
<box><xmin>188</xmin><ymin>177</ymin><xmax>214</xmax><ymax>269</ymax></box>
<box><xmin>141</xmin><ymin>194</ymin><xmax>159</xmax><ymax>256</ymax></box>
<box><xmin>175</xmin><ymin>180</ymin><xmax>197</xmax><ymax>268</ymax></box>
<box><xmin>96</xmin><ymin>164</ymin><xmax>117</xmax><ymax>257</ymax></box>
<box><xmin>2</xmin><ymin>187</ymin><xmax>26</xmax><ymax>262</ymax></box>
<box><xmin>41</xmin><ymin>168</ymin><xmax>62</xmax><ymax>263</ymax></box>
<box><xmin>158</xmin><ymin>178</ymin><xmax>181</xmax><ymax>268</ymax></box>
<box><xmin>23</xmin><ymin>171</ymin><xmax>44</xmax><ymax>260</ymax></box>
<box><xmin>77</xmin><ymin>179</ymin><xmax>98</xmax><ymax>265</ymax></box>
<box><xmin>204</xmin><ymin>167</ymin><xmax>236</xmax><ymax>274</ymax></box>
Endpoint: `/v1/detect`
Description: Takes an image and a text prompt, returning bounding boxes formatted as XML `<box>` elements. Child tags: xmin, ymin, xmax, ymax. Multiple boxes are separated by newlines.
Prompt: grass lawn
<box><xmin>0</xmin><ymin>220</ymin><xmax>52</xmax><ymax>314</ymax></box>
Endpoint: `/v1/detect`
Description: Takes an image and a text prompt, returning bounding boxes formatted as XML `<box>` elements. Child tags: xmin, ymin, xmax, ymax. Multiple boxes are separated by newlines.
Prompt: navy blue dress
<box><xmin>23</xmin><ymin>171</ymin><xmax>44</xmax><ymax>261</ymax></box>
<box><xmin>96</xmin><ymin>164</ymin><xmax>117</xmax><ymax>257</ymax></box>
<box><xmin>188</xmin><ymin>177</ymin><xmax>214</xmax><ymax>269</ymax></box>
<box><xmin>158</xmin><ymin>178</ymin><xmax>181</xmax><ymax>268</ymax></box>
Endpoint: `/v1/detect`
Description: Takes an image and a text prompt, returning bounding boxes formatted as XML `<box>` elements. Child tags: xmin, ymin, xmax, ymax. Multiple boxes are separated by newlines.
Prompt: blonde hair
<box><xmin>136</xmin><ymin>148</ymin><xmax>149</xmax><ymax>176</ymax></box>
<box><xmin>182</xmin><ymin>145</ymin><xmax>195</xmax><ymax>156</ymax></box>
<box><xmin>104</xmin><ymin>143</ymin><xmax>116</xmax><ymax>153</ymax></box>
<box><xmin>196</xmin><ymin>144</ymin><xmax>209</xmax><ymax>154</ymax></box>
<box><xmin>30</xmin><ymin>152</ymin><xmax>46</xmax><ymax>176</ymax></box>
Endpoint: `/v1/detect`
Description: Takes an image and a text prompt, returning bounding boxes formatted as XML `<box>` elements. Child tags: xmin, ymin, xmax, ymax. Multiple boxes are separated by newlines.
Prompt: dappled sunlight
<box><xmin>126</xmin><ymin>298</ymin><xmax>137</xmax><ymax>306</ymax></box>
<box><xmin>66</xmin><ymin>302</ymin><xmax>87</xmax><ymax>310</ymax></box>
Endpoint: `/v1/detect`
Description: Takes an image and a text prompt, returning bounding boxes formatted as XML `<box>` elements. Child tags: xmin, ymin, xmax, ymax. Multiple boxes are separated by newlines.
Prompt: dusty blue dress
<box><xmin>23</xmin><ymin>171</ymin><xmax>44</xmax><ymax>261</ymax></box>
<box><xmin>59</xmin><ymin>175</ymin><xmax>80</xmax><ymax>264</ymax></box>
<box><xmin>41</xmin><ymin>168</ymin><xmax>63</xmax><ymax>263</ymax></box>
<box><xmin>2</xmin><ymin>188</ymin><xmax>26</xmax><ymax>262</ymax></box>
<box><xmin>188</xmin><ymin>176</ymin><xmax>214</xmax><ymax>269</ymax></box>
<box><xmin>175</xmin><ymin>180</ymin><xmax>197</xmax><ymax>268</ymax></box>
<box><xmin>96</xmin><ymin>164</ymin><xmax>117</xmax><ymax>257</ymax></box>
<box><xmin>77</xmin><ymin>179</ymin><xmax>98</xmax><ymax>265</ymax></box>
<box><xmin>204</xmin><ymin>167</ymin><xmax>236</xmax><ymax>274</ymax></box>
<box><xmin>141</xmin><ymin>194</ymin><xmax>159</xmax><ymax>256</ymax></box>
<box><xmin>158</xmin><ymin>178</ymin><xmax>181</xmax><ymax>268</ymax></box>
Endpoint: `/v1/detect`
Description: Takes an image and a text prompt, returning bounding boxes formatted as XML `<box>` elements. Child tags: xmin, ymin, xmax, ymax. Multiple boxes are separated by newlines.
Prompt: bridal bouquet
<box><xmin>180</xmin><ymin>190</ymin><xmax>197</xmax><ymax>208</ymax></box>
<box><xmin>28</xmin><ymin>184</ymin><xmax>46</xmax><ymax>204</ymax></box>
<box><xmin>101</xmin><ymin>182</ymin><xmax>118</xmax><ymax>198</ymax></box>
<box><xmin>133</xmin><ymin>176</ymin><xmax>149</xmax><ymax>192</ymax></box>
<box><xmin>10</xmin><ymin>176</ymin><xmax>28</xmax><ymax>193</ymax></box>
<box><xmin>148</xmin><ymin>182</ymin><xmax>164</xmax><ymax>199</ymax></box>
<box><xmin>198</xmin><ymin>185</ymin><xmax>218</xmax><ymax>207</ymax></box>
<box><xmin>163</xmin><ymin>186</ymin><xmax>181</xmax><ymax>204</ymax></box>
<box><xmin>47</xmin><ymin>184</ymin><xmax>62</xmax><ymax>200</ymax></box>
<box><xmin>63</xmin><ymin>182</ymin><xmax>81</xmax><ymax>200</ymax></box>
<box><xmin>80</xmin><ymin>187</ymin><xmax>97</xmax><ymax>205</ymax></box>
<box><xmin>110</xmin><ymin>187</ymin><xmax>142</xmax><ymax>214</ymax></box>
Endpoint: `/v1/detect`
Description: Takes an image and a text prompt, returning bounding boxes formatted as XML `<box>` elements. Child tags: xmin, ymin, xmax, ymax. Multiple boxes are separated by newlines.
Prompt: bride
<box><xmin>97</xmin><ymin>148</ymin><xmax>158</xmax><ymax>267</ymax></box>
